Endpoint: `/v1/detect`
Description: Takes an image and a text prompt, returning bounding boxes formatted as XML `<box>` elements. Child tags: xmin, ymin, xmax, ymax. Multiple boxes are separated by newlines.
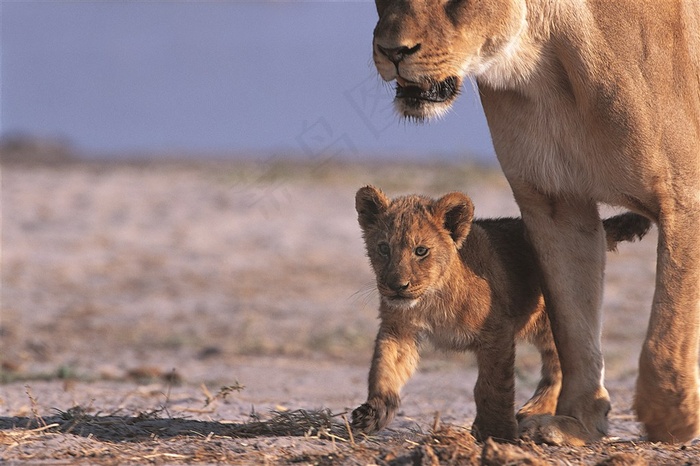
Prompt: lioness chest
<box><xmin>480</xmin><ymin>86</ymin><xmax>637</xmax><ymax>204</ymax></box>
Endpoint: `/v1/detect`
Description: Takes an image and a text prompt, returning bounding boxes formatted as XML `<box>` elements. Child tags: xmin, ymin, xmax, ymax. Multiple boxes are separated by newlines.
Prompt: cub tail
<box><xmin>603</xmin><ymin>213</ymin><xmax>653</xmax><ymax>252</ymax></box>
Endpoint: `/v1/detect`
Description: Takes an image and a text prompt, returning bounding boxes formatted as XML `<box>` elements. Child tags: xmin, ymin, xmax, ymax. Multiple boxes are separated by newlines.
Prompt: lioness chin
<box><xmin>352</xmin><ymin>186</ymin><xmax>651</xmax><ymax>443</ymax></box>
<box><xmin>371</xmin><ymin>0</ymin><xmax>700</xmax><ymax>444</ymax></box>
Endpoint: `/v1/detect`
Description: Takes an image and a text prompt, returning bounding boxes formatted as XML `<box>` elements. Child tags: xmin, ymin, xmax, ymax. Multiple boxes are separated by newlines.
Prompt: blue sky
<box><xmin>1</xmin><ymin>1</ymin><xmax>496</xmax><ymax>162</ymax></box>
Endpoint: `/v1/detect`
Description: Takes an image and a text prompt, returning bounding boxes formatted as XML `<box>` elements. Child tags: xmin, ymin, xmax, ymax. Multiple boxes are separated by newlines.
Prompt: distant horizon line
<box><xmin>0</xmin><ymin>132</ymin><xmax>498</xmax><ymax>165</ymax></box>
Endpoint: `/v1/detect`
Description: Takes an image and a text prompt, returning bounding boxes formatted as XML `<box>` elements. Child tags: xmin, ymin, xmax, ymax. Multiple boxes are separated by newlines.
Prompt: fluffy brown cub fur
<box><xmin>352</xmin><ymin>186</ymin><xmax>650</xmax><ymax>441</ymax></box>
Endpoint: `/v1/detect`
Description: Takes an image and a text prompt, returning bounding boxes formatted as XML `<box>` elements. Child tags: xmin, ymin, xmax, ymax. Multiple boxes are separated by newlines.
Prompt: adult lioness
<box><xmin>352</xmin><ymin>186</ymin><xmax>651</xmax><ymax>441</ymax></box>
<box><xmin>370</xmin><ymin>0</ymin><xmax>700</xmax><ymax>445</ymax></box>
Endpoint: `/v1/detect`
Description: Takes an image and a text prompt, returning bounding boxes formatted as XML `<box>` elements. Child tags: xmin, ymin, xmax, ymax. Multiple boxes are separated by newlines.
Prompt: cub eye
<box><xmin>415</xmin><ymin>246</ymin><xmax>429</xmax><ymax>257</ymax></box>
<box><xmin>378</xmin><ymin>243</ymin><xmax>390</xmax><ymax>256</ymax></box>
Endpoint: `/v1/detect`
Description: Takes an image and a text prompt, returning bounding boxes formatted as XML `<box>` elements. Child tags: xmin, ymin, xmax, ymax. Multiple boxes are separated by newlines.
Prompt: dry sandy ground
<box><xmin>1</xmin><ymin>154</ymin><xmax>698</xmax><ymax>464</ymax></box>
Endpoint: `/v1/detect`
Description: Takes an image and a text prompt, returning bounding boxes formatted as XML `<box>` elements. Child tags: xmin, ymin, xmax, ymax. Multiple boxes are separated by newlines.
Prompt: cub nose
<box><xmin>388</xmin><ymin>281</ymin><xmax>410</xmax><ymax>292</ymax></box>
<box><xmin>376</xmin><ymin>43</ymin><xmax>421</xmax><ymax>65</ymax></box>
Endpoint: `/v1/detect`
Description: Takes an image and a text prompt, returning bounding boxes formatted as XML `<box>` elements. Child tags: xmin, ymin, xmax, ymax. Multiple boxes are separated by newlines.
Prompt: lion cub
<box><xmin>351</xmin><ymin>185</ymin><xmax>651</xmax><ymax>441</ymax></box>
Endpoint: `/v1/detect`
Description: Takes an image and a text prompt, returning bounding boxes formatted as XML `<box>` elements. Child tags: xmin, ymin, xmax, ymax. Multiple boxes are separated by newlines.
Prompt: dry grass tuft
<box><xmin>0</xmin><ymin>407</ymin><xmax>355</xmax><ymax>464</ymax></box>
<box><xmin>414</xmin><ymin>424</ymin><xmax>481</xmax><ymax>465</ymax></box>
<box><xmin>481</xmin><ymin>437</ymin><xmax>546</xmax><ymax>465</ymax></box>
<box><xmin>1</xmin><ymin>407</ymin><xmax>350</xmax><ymax>442</ymax></box>
<box><xmin>229</xmin><ymin>408</ymin><xmax>350</xmax><ymax>439</ymax></box>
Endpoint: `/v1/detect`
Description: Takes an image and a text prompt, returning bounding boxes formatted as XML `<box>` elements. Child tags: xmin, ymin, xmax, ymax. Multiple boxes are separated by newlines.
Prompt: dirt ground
<box><xmin>1</xmin><ymin>150</ymin><xmax>699</xmax><ymax>464</ymax></box>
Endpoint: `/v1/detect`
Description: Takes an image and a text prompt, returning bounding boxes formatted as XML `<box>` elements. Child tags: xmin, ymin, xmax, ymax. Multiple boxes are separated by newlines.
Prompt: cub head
<box><xmin>372</xmin><ymin>0</ymin><xmax>528</xmax><ymax>119</ymax></box>
<box><xmin>356</xmin><ymin>185</ymin><xmax>474</xmax><ymax>310</ymax></box>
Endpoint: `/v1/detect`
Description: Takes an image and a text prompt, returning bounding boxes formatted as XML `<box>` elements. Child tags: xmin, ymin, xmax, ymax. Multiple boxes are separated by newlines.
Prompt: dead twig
<box><xmin>24</xmin><ymin>385</ymin><xmax>46</xmax><ymax>428</ymax></box>
<box><xmin>342</xmin><ymin>414</ymin><xmax>355</xmax><ymax>446</ymax></box>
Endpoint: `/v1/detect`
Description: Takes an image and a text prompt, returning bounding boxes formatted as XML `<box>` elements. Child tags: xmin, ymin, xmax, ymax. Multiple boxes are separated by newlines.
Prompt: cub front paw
<box><xmin>351</xmin><ymin>397</ymin><xmax>398</xmax><ymax>434</ymax></box>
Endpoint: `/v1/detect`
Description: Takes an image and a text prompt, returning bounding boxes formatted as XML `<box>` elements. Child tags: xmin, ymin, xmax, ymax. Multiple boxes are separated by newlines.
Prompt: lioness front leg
<box><xmin>515</xmin><ymin>191</ymin><xmax>610</xmax><ymax>446</ymax></box>
<box><xmin>634</xmin><ymin>206</ymin><xmax>700</xmax><ymax>443</ymax></box>
<box><xmin>352</xmin><ymin>327</ymin><xmax>419</xmax><ymax>434</ymax></box>
<box><xmin>472</xmin><ymin>338</ymin><xmax>517</xmax><ymax>441</ymax></box>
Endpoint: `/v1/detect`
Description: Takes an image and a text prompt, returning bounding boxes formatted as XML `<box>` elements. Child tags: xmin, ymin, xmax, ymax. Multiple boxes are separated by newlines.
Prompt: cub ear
<box><xmin>433</xmin><ymin>192</ymin><xmax>474</xmax><ymax>248</ymax></box>
<box><xmin>356</xmin><ymin>185</ymin><xmax>390</xmax><ymax>231</ymax></box>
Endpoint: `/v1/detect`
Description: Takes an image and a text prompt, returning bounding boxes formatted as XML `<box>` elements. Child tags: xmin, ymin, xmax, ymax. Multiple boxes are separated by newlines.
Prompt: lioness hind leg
<box><xmin>517</xmin><ymin>323</ymin><xmax>562</xmax><ymax>420</ymax></box>
<box><xmin>634</xmin><ymin>207</ymin><xmax>700</xmax><ymax>443</ymax></box>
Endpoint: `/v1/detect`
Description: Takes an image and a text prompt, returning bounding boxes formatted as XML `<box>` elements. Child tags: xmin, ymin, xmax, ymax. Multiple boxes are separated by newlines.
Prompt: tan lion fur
<box><xmin>351</xmin><ymin>186</ymin><xmax>651</xmax><ymax>441</ymax></box>
<box><xmin>370</xmin><ymin>0</ymin><xmax>700</xmax><ymax>444</ymax></box>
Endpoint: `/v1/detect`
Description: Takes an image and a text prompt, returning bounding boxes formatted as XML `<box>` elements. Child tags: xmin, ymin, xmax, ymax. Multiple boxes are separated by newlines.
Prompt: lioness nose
<box><xmin>376</xmin><ymin>43</ymin><xmax>421</xmax><ymax>65</ymax></box>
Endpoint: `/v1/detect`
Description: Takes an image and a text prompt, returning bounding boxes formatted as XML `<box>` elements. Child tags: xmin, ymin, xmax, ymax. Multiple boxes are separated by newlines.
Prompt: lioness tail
<box><xmin>603</xmin><ymin>213</ymin><xmax>652</xmax><ymax>252</ymax></box>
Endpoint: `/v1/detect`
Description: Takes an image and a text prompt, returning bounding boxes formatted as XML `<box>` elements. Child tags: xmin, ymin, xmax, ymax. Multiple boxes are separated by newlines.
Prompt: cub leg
<box><xmin>472</xmin><ymin>337</ymin><xmax>517</xmax><ymax>441</ymax></box>
<box><xmin>514</xmin><ymin>190</ymin><xmax>610</xmax><ymax>446</ymax></box>
<box><xmin>351</xmin><ymin>326</ymin><xmax>419</xmax><ymax>434</ymax></box>
<box><xmin>635</xmin><ymin>205</ymin><xmax>700</xmax><ymax>443</ymax></box>
<box><xmin>517</xmin><ymin>321</ymin><xmax>562</xmax><ymax>420</ymax></box>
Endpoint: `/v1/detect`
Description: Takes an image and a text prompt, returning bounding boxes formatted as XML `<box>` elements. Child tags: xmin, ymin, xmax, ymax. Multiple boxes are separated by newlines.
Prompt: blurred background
<box><xmin>2</xmin><ymin>1</ymin><xmax>495</xmax><ymax>163</ymax></box>
<box><xmin>1</xmin><ymin>1</ymin><xmax>511</xmax><ymax>385</ymax></box>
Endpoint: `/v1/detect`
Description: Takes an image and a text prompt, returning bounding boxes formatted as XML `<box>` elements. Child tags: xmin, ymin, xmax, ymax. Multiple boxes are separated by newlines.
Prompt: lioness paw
<box><xmin>518</xmin><ymin>414</ymin><xmax>603</xmax><ymax>446</ymax></box>
<box><xmin>351</xmin><ymin>398</ymin><xmax>397</xmax><ymax>434</ymax></box>
<box><xmin>634</xmin><ymin>378</ymin><xmax>700</xmax><ymax>443</ymax></box>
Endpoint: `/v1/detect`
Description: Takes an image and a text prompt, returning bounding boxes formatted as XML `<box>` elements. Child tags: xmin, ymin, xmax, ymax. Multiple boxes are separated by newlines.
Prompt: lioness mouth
<box><xmin>395</xmin><ymin>76</ymin><xmax>459</xmax><ymax>103</ymax></box>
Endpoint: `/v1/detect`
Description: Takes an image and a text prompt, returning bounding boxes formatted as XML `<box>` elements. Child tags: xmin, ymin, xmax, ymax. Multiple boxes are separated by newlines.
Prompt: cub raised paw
<box><xmin>351</xmin><ymin>396</ymin><xmax>398</xmax><ymax>434</ymax></box>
